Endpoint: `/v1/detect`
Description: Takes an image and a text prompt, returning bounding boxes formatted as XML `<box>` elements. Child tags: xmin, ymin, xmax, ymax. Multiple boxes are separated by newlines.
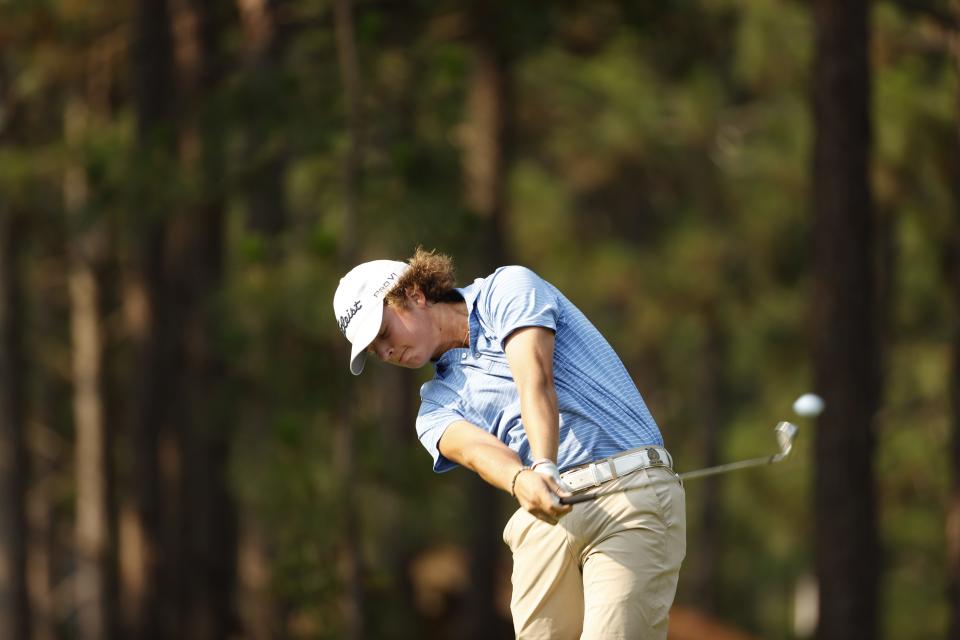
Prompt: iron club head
<box><xmin>772</xmin><ymin>421</ymin><xmax>798</xmax><ymax>461</ymax></box>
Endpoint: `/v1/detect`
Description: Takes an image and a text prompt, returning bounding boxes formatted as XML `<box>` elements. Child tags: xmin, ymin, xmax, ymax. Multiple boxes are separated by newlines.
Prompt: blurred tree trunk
<box><xmin>28</xmin><ymin>276</ymin><xmax>61</xmax><ymax>640</ymax></box>
<box><xmin>237</xmin><ymin>521</ymin><xmax>276</xmax><ymax>638</ymax></box>
<box><xmin>233</xmin><ymin>3</ymin><xmax>289</xmax><ymax>633</ymax></box>
<box><xmin>947</xmin><ymin>3</ymin><xmax>960</xmax><ymax>637</ymax></box>
<box><xmin>232</xmin><ymin>1</ymin><xmax>292</xmax><ymax>632</ymax></box>
<box><xmin>131</xmin><ymin>1</ymin><xmax>239</xmax><ymax>636</ymax></box>
<box><xmin>172</xmin><ymin>1</ymin><xmax>238</xmax><ymax>637</ymax></box>
<box><xmin>379</xmin><ymin>364</ymin><xmax>420</xmax><ymax>635</ymax></box>
<box><xmin>460</xmin><ymin>4</ymin><xmax>513</xmax><ymax>637</ymax></box>
<box><xmin>26</xmin><ymin>448</ymin><xmax>56</xmax><ymax>640</ymax></box>
<box><xmin>0</xmin><ymin>212</ymin><xmax>31</xmax><ymax>640</ymax></box>
<box><xmin>333</xmin><ymin>0</ymin><xmax>366</xmax><ymax>637</ymax></box>
<box><xmin>27</xmin><ymin>264</ymin><xmax>66</xmax><ymax>640</ymax></box>
<box><xmin>238</xmin><ymin>0</ymin><xmax>291</xmax><ymax>240</ymax></box>
<box><xmin>65</xmin><ymin>96</ymin><xmax>116</xmax><ymax>640</ymax></box>
<box><xmin>130</xmin><ymin>0</ymin><xmax>177</xmax><ymax>636</ymax></box>
<box><xmin>811</xmin><ymin>2</ymin><xmax>880</xmax><ymax>639</ymax></box>
<box><xmin>691</xmin><ymin>311</ymin><xmax>726</xmax><ymax>615</ymax></box>
<box><xmin>463</xmin><ymin>13</ymin><xmax>511</xmax><ymax>267</ymax></box>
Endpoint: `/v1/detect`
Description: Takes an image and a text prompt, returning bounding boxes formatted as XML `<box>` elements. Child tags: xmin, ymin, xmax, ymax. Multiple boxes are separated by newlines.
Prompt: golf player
<box><xmin>334</xmin><ymin>248</ymin><xmax>686</xmax><ymax>639</ymax></box>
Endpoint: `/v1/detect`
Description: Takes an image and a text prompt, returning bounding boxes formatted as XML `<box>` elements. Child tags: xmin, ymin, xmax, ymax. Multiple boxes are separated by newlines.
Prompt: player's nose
<box><xmin>375</xmin><ymin>342</ymin><xmax>393</xmax><ymax>361</ymax></box>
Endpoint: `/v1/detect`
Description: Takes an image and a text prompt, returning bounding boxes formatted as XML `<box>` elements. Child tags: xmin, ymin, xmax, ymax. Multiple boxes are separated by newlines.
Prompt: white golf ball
<box><xmin>793</xmin><ymin>393</ymin><xmax>825</xmax><ymax>417</ymax></box>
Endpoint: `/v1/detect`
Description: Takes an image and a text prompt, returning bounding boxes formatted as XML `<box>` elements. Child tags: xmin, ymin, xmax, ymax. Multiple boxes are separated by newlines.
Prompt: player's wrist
<box><xmin>532</xmin><ymin>460</ymin><xmax>560</xmax><ymax>480</ymax></box>
<box><xmin>530</xmin><ymin>459</ymin><xmax>573</xmax><ymax>494</ymax></box>
<box><xmin>509</xmin><ymin>466</ymin><xmax>531</xmax><ymax>497</ymax></box>
<box><xmin>531</xmin><ymin>458</ymin><xmax>556</xmax><ymax>471</ymax></box>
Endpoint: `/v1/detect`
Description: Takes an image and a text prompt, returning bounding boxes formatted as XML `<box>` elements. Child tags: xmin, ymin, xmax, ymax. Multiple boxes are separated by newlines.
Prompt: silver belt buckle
<box><xmin>645</xmin><ymin>447</ymin><xmax>665</xmax><ymax>467</ymax></box>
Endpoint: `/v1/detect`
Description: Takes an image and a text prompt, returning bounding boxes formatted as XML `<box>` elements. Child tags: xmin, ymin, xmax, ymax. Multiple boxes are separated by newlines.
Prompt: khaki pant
<box><xmin>502</xmin><ymin>466</ymin><xmax>686</xmax><ymax>640</ymax></box>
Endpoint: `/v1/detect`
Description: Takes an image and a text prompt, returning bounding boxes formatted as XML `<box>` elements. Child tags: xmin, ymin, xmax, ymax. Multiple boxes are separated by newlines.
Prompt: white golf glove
<box><xmin>532</xmin><ymin>460</ymin><xmax>573</xmax><ymax>495</ymax></box>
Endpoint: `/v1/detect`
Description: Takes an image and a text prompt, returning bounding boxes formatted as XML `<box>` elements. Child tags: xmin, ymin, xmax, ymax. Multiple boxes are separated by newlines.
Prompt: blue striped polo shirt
<box><xmin>416</xmin><ymin>265</ymin><xmax>663</xmax><ymax>473</ymax></box>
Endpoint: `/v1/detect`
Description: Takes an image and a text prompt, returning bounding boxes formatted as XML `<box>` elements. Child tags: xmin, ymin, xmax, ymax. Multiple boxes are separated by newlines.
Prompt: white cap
<box><xmin>333</xmin><ymin>260</ymin><xmax>409</xmax><ymax>375</ymax></box>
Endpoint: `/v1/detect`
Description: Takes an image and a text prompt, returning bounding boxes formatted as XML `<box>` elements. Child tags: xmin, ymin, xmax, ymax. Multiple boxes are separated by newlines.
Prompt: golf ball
<box><xmin>793</xmin><ymin>393</ymin><xmax>825</xmax><ymax>417</ymax></box>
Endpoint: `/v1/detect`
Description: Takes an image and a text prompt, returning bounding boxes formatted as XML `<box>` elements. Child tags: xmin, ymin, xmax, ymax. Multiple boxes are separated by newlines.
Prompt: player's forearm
<box><xmin>518</xmin><ymin>380</ymin><xmax>560</xmax><ymax>462</ymax></box>
<box><xmin>436</xmin><ymin>418</ymin><xmax>570</xmax><ymax>521</ymax></box>
<box><xmin>459</xmin><ymin>429</ymin><xmax>572</xmax><ymax>522</ymax></box>
<box><xmin>460</xmin><ymin>440</ymin><xmax>526</xmax><ymax>494</ymax></box>
<box><xmin>439</xmin><ymin>420</ymin><xmax>525</xmax><ymax>494</ymax></box>
<box><xmin>504</xmin><ymin>327</ymin><xmax>562</xmax><ymax>463</ymax></box>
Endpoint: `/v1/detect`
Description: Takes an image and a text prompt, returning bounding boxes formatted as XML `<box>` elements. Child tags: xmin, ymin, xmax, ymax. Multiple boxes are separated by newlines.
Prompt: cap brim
<box><xmin>347</xmin><ymin>300</ymin><xmax>384</xmax><ymax>375</ymax></box>
<box><xmin>350</xmin><ymin>348</ymin><xmax>368</xmax><ymax>376</ymax></box>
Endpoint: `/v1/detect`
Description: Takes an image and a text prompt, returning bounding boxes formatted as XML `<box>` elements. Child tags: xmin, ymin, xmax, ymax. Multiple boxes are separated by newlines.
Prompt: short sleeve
<box><xmin>480</xmin><ymin>266</ymin><xmax>560</xmax><ymax>344</ymax></box>
<box><xmin>416</xmin><ymin>382</ymin><xmax>465</xmax><ymax>473</ymax></box>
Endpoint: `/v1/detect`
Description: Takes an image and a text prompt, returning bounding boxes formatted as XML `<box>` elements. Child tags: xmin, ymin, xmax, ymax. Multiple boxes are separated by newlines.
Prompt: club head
<box><xmin>772</xmin><ymin>421</ymin><xmax>798</xmax><ymax>461</ymax></box>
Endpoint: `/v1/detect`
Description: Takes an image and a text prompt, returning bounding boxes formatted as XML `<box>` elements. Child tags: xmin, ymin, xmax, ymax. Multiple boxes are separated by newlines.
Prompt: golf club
<box><xmin>559</xmin><ymin>421</ymin><xmax>799</xmax><ymax>506</ymax></box>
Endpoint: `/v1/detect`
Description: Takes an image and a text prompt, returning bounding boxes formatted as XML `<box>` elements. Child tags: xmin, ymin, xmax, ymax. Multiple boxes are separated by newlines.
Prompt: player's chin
<box><xmin>406</xmin><ymin>358</ymin><xmax>430</xmax><ymax>369</ymax></box>
<box><xmin>397</xmin><ymin>351</ymin><xmax>428</xmax><ymax>369</ymax></box>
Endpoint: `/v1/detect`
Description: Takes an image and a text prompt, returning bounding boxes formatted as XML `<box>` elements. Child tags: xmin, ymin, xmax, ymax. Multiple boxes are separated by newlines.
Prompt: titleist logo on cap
<box><xmin>337</xmin><ymin>271</ymin><xmax>402</xmax><ymax>337</ymax></box>
<box><xmin>338</xmin><ymin>300</ymin><xmax>361</xmax><ymax>335</ymax></box>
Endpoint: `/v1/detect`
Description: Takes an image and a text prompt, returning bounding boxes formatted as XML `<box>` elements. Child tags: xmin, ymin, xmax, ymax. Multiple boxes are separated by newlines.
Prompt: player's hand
<box><xmin>514</xmin><ymin>468</ymin><xmax>572</xmax><ymax>525</ymax></box>
<box><xmin>532</xmin><ymin>460</ymin><xmax>573</xmax><ymax>493</ymax></box>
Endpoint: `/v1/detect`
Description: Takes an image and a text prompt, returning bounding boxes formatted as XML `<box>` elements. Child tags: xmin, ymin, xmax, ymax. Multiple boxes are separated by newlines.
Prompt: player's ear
<box><xmin>406</xmin><ymin>286</ymin><xmax>426</xmax><ymax>306</ymax></box>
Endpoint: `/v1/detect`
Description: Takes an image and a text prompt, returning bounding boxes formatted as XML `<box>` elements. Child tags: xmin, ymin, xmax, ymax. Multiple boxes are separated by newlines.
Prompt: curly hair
<box><xmin>385</xmin><ymin>247</ymin><xmax>461</xmax><ymax>305</ymax></box>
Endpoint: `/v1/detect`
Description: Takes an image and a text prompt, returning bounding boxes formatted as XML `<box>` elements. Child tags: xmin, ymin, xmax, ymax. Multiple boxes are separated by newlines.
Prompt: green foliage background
<box><xmin>2</xmin><ymin>0</ymin><xmax>955</xmax><ymax>637</ymax></box>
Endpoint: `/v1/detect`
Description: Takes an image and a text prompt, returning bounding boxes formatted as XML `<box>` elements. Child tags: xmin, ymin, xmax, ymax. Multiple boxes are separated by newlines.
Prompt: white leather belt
<box><xmin>561</xmin><ymin>446</ymin><xmax>674</xmax><ymax>493</ymax></box>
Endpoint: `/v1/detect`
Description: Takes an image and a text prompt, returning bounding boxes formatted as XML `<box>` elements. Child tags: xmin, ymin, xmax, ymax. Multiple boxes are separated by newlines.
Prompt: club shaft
<box><xmin>560</xmin><ymin>455</ymin><xmax>779</xmax><ymax>506</ymax></box>
<box><xmin>675</xmin><ymin>455</ymin><xmax>778</xmax><ymax>481</ymax></box>
<box><xmin>558</xmin><ymin>421</ymin><xmax>797</xmax><ymax>506</ymax></box>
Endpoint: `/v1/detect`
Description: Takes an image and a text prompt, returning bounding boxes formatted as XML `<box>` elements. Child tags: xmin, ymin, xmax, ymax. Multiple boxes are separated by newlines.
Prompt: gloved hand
<box><xmin>532</xmin><ymin>459</ymin><xmax>573</xmax><ymax>495</ymax></box>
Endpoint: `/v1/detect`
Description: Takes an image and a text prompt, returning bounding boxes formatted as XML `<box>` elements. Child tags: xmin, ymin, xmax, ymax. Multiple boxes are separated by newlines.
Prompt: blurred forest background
<box><xmin>0</xmin><ymin>0</ymin><xmax>957</xmax><ymax>638</ymax></box>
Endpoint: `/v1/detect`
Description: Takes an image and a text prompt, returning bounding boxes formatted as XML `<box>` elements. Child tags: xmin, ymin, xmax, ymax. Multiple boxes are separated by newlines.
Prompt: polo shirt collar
<box><xmin>433</xmin><ymin>277</ymin><xmax>485</xmax><ymax>372</ymax></box>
